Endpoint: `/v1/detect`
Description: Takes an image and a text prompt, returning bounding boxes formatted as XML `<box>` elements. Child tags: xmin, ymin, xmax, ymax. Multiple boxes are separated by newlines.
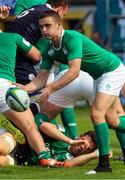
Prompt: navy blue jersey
<box><xmin>6</xmin><ymin>5</ymin><xmax>50</xmax><ymax>84</ymax></box>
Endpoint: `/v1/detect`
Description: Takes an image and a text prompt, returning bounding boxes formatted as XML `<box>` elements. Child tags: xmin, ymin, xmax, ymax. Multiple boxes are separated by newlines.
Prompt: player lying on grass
<box><xmin>0</xmin><ymin>113</ymin><xmax>99</xmax><ymax>167</ymax></box>
<box><xmin>0</xmin><ymin>109</ymin><xmax>113</xmax><ymax>167</ymax></box>
<box><xmin>27</xmin><ymin>117</ymin><xmax>113</xmax><ymax>167</ymax></box>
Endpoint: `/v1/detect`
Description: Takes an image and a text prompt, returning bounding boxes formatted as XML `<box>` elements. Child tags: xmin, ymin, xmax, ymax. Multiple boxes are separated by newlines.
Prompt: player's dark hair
<box><xmin>47</xmin><ymin>0</ymin><xmax>70</xmax><ymax>8</ymax></box>
<box><xmin>84</xmin><ymin>130</ymin><xmax>96</xmax><ymax>142</ymax></box>
<box><xmin>39</xmin><ymin>10</ymin><xmax>61</xmax><ymax>24</ymax></box>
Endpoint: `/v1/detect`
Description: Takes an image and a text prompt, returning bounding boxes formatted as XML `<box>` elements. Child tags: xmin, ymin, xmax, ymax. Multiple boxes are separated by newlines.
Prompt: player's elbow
<box><xmin>27</xmin><ymin>46</ymin><xmax>41</xmax><ymax>64</ymax></box>
<box><xmin>33</xmin><ymin>52</ymin><xmax>41</xmax><ymax>64</ymax></box>
<box><xmin>31</xmin><ymin>52</ymin><xmax>41</xmax><ymax>65</ymax></box>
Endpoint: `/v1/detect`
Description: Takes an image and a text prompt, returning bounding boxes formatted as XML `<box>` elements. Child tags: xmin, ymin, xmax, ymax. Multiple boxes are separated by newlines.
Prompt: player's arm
<box><xmin>17</xmin><ymin>35</ymin><xmax>41</xmax><ymax>64</ymax></box>
<box><xmin>64</xmin><ymin>150</ymin><xmax>98</xmax><ymax>167</ymax></box>
<box><xmin>35</xmin><ymin>120</ymin><xmax>85</xmax><ymax>147</ymax></box>
<box><xmin>64</xmin><ymin>150</ymin><xmax>113</xmax><ymax>167</ymax></box>
<box><xmin>49</xmin><ymin>59</ymin><xmax>81</xmax><ymax>91</ymax></box>
<box><xmin>40</xmin><ymin>58</ymin><xmax>81</xmax><ymax>101</ymax></box>
<box><xmin>26</xmin><ymin>46</ymin><xmax>41</xmax><ymax>65</ymax></box>
<box><xmin>24</xmin><ymin>69</ymin><xmax>50</xmax><ymax>93</ymax></box>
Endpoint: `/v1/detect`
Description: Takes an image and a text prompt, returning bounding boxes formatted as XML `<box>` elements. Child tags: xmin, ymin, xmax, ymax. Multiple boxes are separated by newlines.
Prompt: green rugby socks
<box><xmin>60</xmin><ymin>108</ymin><xmax>78</xmax><ymax>139</ymax></box>
<box><xmin>94</xmin><ymin>122</ymin><xmax>110</xmax><ymax>168</ymax></box>
<box><xmin>35</xmin><ymin>113</ymin><xmax>49</xmax><ymax>129</ymax></box>
<box><xmin>115</xmin><ymin>115</ymin><xmax>125</xmax><ymax>163</ymax></box>
<box><xmin>94</xmin><ymin>122</ymin><xmax>110</xmax><ymax>156</ymax></box>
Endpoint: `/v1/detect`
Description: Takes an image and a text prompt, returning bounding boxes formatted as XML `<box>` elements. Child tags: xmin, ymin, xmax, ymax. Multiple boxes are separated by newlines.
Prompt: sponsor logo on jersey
<box><xmin>48</xmin><ymin>48</ymin><xmax>54</xmax><ymax>56</ymax></box>
<box><xmin>28</xmin><ymin>73</ymin><xmax>35</xmax><ymax>80</ymax></box>
<box><xmin>63</xmin><ymin>47</ymin><xmax>68</xmax><ymax>55</ymax></box>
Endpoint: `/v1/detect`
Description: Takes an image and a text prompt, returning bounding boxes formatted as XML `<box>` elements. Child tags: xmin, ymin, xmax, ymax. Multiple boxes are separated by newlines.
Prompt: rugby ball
<box><xmin>6</xmin><ymin>87</ymin><xmax>30</xmax><ymax>112</ymax></box>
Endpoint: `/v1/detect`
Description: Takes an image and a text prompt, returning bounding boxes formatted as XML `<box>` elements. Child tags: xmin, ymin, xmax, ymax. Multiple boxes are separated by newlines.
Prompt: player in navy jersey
<box><xmin>5</xmin><ymin>0</ymin><xmax>69</xmax><ymax>85</ymax></box>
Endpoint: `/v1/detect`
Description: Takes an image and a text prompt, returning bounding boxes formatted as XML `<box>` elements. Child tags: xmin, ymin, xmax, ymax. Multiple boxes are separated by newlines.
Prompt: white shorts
<box><xmin>0</xmin><ymin>78</ymin><xmax>16</xmax><ymax>113</ymax></box>
<box><xmin>94</xmin><ymin>63</ymin><xmax>125</xmax><ymax>96</ymax></box>
<box><xmin>48</xmin><ymin>70</ymin><xmax>95</xmax><ymax>108</ymax></box>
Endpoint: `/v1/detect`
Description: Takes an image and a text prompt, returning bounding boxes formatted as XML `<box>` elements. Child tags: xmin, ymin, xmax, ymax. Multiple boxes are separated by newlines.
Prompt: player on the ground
<box><xmin>28</xmin><ymin>116</ymin><xmax>100</xmax><ymax>167</ymax></box>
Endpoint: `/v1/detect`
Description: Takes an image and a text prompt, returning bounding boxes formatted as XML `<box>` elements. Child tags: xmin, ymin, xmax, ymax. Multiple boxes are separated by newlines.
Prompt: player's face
<box><xmin>39</xmin><ymin>17</ymin><xmax>61</xmax><ymax>39</ymax></box>
<box><xmin>69</xmin><ymin>134</ymin><xmax>97</xmax><ymax>156</ymax></box>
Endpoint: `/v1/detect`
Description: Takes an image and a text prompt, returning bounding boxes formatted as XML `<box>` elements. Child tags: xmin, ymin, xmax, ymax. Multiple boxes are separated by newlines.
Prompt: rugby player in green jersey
<box><xmin>28</xmin><ymin>117</ymin><xmax>99</xmax><ymax>167</ymax></box>
<box><xmin>18</xmin><ymin>10</ymin><xmax>125</xmax><ymax>173</ymax></box>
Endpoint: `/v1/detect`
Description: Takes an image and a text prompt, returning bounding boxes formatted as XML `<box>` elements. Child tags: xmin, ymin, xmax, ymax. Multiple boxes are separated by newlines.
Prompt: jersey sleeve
<box><xmin>66</xmin><ymin>37</ymin><xmax>83</xmax><ymax>61</ymax></box>
<box><xmin>14</xmin><ymin>0</ymin><xmax>25</xmax><ymax>15</ymax></box>
<box><xmin>15</xmin><ymin>34</ymin><xmax>32</xmax><ymax>54</ymax></box>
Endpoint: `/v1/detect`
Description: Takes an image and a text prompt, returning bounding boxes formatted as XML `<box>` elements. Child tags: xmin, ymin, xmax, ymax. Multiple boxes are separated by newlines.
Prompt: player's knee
<box><xmin>91</xmin><ymin>109</ymin><xmax>105</xmax><ymax>123</ymax></box>
<box><xmin>90</xmin><ymin>111</ymin><xmax>100</xmax><ymax>123</ymax></box>
<box><xmin>107</xmin><ymin>121</ymin><xmax>117</xmax><ymax>129</ymax></box>
<box><xmin>0</xmin><ymin>142</ymin><xmax>9</xmax><ymax>155</ymax></box>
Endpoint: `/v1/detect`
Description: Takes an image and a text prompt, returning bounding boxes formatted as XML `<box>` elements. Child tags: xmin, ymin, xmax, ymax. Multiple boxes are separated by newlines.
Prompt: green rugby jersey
<box><xmin>0</xmin><ymin>32</ymin><xmax>32</xmax><ymax>82</ymax></box>
<box><xmin>36</xmin><ymin>30</ymin><xmax>121</xmax><ymax>80</ymax></box>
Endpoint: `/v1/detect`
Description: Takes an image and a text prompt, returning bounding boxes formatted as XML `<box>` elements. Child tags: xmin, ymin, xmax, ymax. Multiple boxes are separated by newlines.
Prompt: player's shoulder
<box><xmin>0</xmin><ymin>32</ymin><xmax>19</xmax><ymax>39</ymax></box>
<box><xmin>64</xmin><ymin>30</ymin><xmax>83</xmax><ymax>41</ymax></box>
<box><xmin>63</xmin><ymin>30</ymin><xmax>83</xmax><ymax>46</ymax></box>
<box><xmin>65</xmin><ymin>30</ymin><xmax>82</xmax><ymax>37</ymax></box>
<box><xmin>30</xmin><ymin>4</ymin><xmax>49</xmax><ymax>13</ymax></box>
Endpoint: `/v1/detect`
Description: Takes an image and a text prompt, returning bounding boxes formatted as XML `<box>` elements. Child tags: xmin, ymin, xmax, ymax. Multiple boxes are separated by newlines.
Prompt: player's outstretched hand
<box><xmin>0</xmin><ymin>6</ymin><xmax>10</xmax><ymax>19</ymax></box>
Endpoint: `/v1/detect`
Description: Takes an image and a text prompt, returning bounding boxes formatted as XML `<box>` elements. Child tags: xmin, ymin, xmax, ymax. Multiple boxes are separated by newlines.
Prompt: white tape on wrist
<box><xmin>69</xmin><ymin>139</ymin><xmax>74</xmax><ymax>145</ymax></box>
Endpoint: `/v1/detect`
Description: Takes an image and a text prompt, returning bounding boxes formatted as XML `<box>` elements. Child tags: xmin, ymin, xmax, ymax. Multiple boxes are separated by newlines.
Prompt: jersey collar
<box><xmin>51</xmin><ymin>29</ymin><xmax>65</xmax><ymax>50</ymax></box>
<box><xmin>45</xmin><ymin>3</ymin><xmax>52</xmax><ymax>9</ymax></box>
<box><xmin>61</xmin><ymin>29</ymin><xmax>65</xmax><ymax>38</ymax></box>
